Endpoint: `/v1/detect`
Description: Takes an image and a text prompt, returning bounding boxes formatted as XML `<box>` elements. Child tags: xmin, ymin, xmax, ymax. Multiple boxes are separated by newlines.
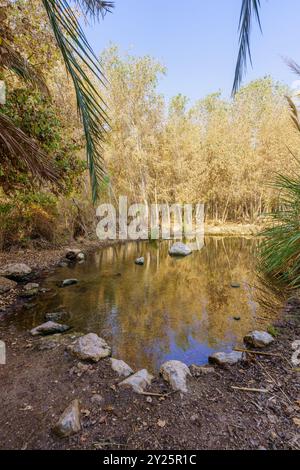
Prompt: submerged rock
<box><xmin>24</xmin><ymin>282</ymin><xmax>39</xmax><ymax>291</ymax></box>
<box><xmin>209</xmin><ymin>351</ymin><xmax>244</xmax><ymax>366</ymax></box>
<box><xmin>59</xmin><ymin>279</ymin><xmax>78</xmax><ymax>288</ymax></box>
<box><xmin>169</xmin><ymin>242</ymin><xmax>192</xmax><ymax>257</ymax></box>
<box><xmin>118</xmin><ymin>369</ymin><xmax>153</xmax><ymax>394</ymax></box>
<box><xmin>20</xmin><ymin>284</ymin><xmax>39</xmax><ymax>298</ymax></box>
<box><xmin>0</xmin><ymin>263</ymin><xmax>32</xmax><ymax>281</ymax></box>
<box><xmin>45</xmin><ymin>311</ymin><xmax>70</xmax><ymax>322</ymax></box>
<box><xmin>110</xmin><ymin>358</ymin><xmax>133</xmax><ymax>378</ymax></box>
<box><xmin>68</xmin><ymin>333</ymin><xmax>111</xmax><ymax>362</ymax></box>
<box><xmin>244</xmin><ymin>330</ymin><xmax>274</xmax><ymax>348</ymax></box>
<box><xmin>134</xmin><ymin>257</ymin><xmax>145</xmax><ymax>265</ymax></box>
<box><xmin>190</xmin><ymin>364</ymin><xmax>216</xmax><ymax>377</ymax></box>
<box><xmin>160</xmin><ymin>360</ymin><xmax>191</xmax><ymax>393</ymax></box>
<box><xmin>30</xmin><ymin>321</ymin><xmax>71</xmax><ymax>336</ymax></box>
<box><xmin>0</xmin><ymin>276</ymin><xmax>17</xmax><ymax>294</ymax></box>
<box><xmin>230</xmin><ymin>282</ymin><xmax>241</xmax><ymax>288</ymax></box>
<box><xmin>53</xmin><ymin>399</ymin><xmax>81</xmax><ymax>438</ymax></box>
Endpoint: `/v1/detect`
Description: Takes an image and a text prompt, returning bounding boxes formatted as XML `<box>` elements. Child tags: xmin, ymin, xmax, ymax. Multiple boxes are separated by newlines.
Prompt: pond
<box><xmin>7</xmin><ymin>237</ymin><xmax>280</xmax><ymax>372</ymax></box>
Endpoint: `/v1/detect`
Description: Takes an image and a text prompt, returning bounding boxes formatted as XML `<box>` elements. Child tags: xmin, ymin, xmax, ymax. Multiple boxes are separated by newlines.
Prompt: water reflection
<box><xmin>6</xmin><ymin>238</ymin><xmax>281</xmax><ymax>371</ymax></box>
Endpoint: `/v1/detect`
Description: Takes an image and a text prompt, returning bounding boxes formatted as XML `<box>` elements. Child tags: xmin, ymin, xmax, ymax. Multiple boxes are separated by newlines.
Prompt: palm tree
<box><xmin>0</xmin><ymin>0</ymin><xmax>260</xmax><ymax>201</ymax></box>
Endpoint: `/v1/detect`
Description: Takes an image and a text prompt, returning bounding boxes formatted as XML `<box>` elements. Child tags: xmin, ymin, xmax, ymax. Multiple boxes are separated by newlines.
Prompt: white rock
<box><xmin>118</xmin><ymin>369</ymin><xmax>153</xmax><ymax>394</ymax></box>
<box><xmin>0</xmin><ymin>263</ymin><xmax>32</xmax><ymax>280</ymax></box>
<box><xmin>244</xmin><ymin>331</ymin><xmax>274</xmax><ymax>348</ymax></box>
<box><xmin>110</xmin><ymin>358</ymin><xmax>133</xmax><ymax>378</ymax></box>
<box><xmin>65</xmin><ymin>248</ymin><xmax>82</xmax><ymax>259</ymax></box>
<box><xmin>30</xmin><ymin>321</ymin><xmax>71</xmax><ymax>336</ymax></box>
<box><xmin>68</xmin><ymin>333</ymin><xmax>111</xmax><ymax>362</ymax></box>
<box><xmin>160</xmin><ymin>360</ymin><xmax>191</xmax><ymax>393</ymax></box>
<box><xmin>135</xmin><ymin>257</ymin><xmax>145</xmax><ymax>265</ymax></box>
<box><xmin>53</xmin><ymin>399</ymin><xmax>81</xmax><ymax>437</ymax></box>
<box><xmin>76</xmin><ymin>252</ymin><xmax>85</xmax><ymax>261</ymax></box>
<box><xmin>169</xmin><ymin>242</ymin><xmax>192</xmax><ymax>257</ymax></box>
<box><xmin>24</xmin><ymin>282</ymin><xmax>39</xmax><ymax>291</ymax></box>
<box><xmin>209</xmin><ymin>351</ymin><xmax>244</xmax><ymax>366</ymax></box>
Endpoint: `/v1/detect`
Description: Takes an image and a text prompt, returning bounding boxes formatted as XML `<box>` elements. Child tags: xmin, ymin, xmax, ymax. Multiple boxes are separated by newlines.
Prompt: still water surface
<box><xmin>9</xmin><ymin>238</ymin><xmax>279</xmax><ymax>371</ymax></box>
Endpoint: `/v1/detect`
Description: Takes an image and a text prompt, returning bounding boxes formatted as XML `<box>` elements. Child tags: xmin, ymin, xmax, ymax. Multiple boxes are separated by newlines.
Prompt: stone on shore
<box><xmin>0</xmin><ymin>276</ymin><xmax>17</xmax><ymax>294</ymax></box>
<box><xmin>53</xmin><ymin>399</ymin><xmax>81</xmax><ymax>438</ymax></box>
<box><xmin>160</xmin><ymin>360</ymin><xmax>191</xmax><ymax>393</ymax></box>
<box><xmin>244</xmin><ymin>330</ymin><xmax>274</xmax><ymax>348</ymax></box>
<box><xmin>65</xmin><ymin>248</ymin><xmax>85</xmax><ymax>261</ymax></box>
<box><xmin>110</xmin><ymin>358</ymin><xmax>133</xmax><ymax>378</ymax></box>
<box><xmin>209</xmin><ymin>351</ymin><xmax>244</xmax><ymax>366</ymax></box>
<box><xmin>169</xmin><ymin>242</ymin><xmax>192</xmax><ymax>257</ymax></box>
<box><xmin>30</xmin><ymin>321</ymin><xmax>71</xmax><ymax>336</ymax></box>
<box><xmin>118</xmin><ymin>369</ymin><xmax>153</xmax><ymax>394</ymax></box>
<box><xmin>68</xmin><ymin>333</ymin><xmax>111</xmax><ymax>362</ymax></box>
<box><xmin>0</xmin><ymin>263</ymin><xmax>32</xmax><ymax>281</ymax></box>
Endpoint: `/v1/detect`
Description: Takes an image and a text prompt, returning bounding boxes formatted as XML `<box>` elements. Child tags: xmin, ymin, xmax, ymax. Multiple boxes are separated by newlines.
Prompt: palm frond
<box><xmin>74</xmin><ymin>1</ymin><xmax>114</xmax><ymax>19</ymax></box>
<box><xmin>0</xmin><ymin>40</ymin><xmax>49</xmax><ymax>96</ymax></box>
<box><xmin>0</xmin><ymin>113</ymin><xmax>58</xmax><ymax>183</ymax></box>
<box><xmin>232</xmin><ymin>0</ymin><xmax>262</xmax><ymax>95</ymax></box>
<box><xmin>42</xmin><ymin>0</ymin><xmax>111</xmax><ymax>202</ymax></box>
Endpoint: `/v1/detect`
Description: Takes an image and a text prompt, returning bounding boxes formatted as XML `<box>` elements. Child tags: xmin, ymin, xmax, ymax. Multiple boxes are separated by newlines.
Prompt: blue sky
<box><xmin>82</xmin><ymin>0</ymin><xmax>300</xmax><ymax>102</ymax></box>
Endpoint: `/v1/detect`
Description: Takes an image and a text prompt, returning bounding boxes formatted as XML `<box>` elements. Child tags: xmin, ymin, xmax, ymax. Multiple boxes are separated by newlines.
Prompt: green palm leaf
<box><xmin>42</xmin><ymin>0</ymin><xmax>113</xmax><ymax>202</ymax></box>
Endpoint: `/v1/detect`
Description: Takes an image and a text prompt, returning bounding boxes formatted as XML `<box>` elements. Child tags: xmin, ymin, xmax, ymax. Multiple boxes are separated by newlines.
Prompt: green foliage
<box><xmin>259</xmin><ymin>174</ymin><xmax>300</xmax><ymax>290</ymax></box>
<box><xmin>1</xmin><ymin>87</ymin><xmax>85</xmax><ymax>195</ymax></box>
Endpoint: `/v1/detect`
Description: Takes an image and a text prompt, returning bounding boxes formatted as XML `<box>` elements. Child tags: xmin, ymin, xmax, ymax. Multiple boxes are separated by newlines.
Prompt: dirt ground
<box><xmin>0</xmin><ymin>244</ymin><xmax>300</xmax><ymax>450</ymax></box>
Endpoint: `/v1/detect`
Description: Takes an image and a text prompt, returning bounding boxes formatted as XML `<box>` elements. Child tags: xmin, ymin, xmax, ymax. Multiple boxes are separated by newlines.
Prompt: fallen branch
<box><xmin>231</xmin><ymin>386</ymin><xmax>268</xmax><ymax>393</ymax></box>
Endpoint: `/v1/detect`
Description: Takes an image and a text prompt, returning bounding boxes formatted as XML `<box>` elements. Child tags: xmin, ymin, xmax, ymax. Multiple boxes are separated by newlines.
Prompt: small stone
<box><xmin>190</xmin><ymin>364</ymin><xmax>215</xmax><ymax>377</ymax></box>
<box><xmin>53</xmin><ymin>399</ymin><xmax>81</xmax><ymax>438</ymax></box>
<box><xmin>30</xmin><ymin>321</ymin><xmax>71</xmax><ymax>336</ymax></box>
<box><xmin>208</xmin><ymin>351</ymin><xmax>244</xmax><ymax>366</ymax></box>
<box><xmin>169</xmin><ymin>242</ymin><xmax>192</xmax><ymax>257</ymax></box>
<box><xmin>0</xmin><ymin>276</ymin><xmax>17</xmax><ymax>294</ymax></box>
<box><xmin>146</xmin><ymin>396</ymin><xmax>153</xmax><ymax>403</ymax></box>
<box><xmin>59</xmin><ymin>279</ymin><xmax>78</xmax><ymax>288</ymax></box>
<box><xmin>110</xmin><ymin>358</ymin><xmax>133</xmax><ymax>378</ymax></box>
<box><xmin>68</xmin><ymin>333</ymin><xmax>111</xmax><ymax>362</ymax></box>
<box><xmin>160</xmin><ymin>360</ymin><xmax>191</xmax><ymax>393</ymax></box>
<box><xmin>118</xmin><ymin>369</ymin><xmax>153</xmax><ymax>394</ymax></box>
<box><xmin>65</xmin><ymin>248</ymin><xmax>82</xmax><ymax>260</ymax></box>
<box><xmin>244</xmin><ymin>331</ymin><xmax>274</xmax><ymax>348</ymax></box>
<box><xmin>24</xmin><ymin>283</ymin><xmax>39</xmax><ymax>291</ymax></box>
<box><xmin>0</xmin><ymin>263</ymin><xmax>32</xmax><ymax>281</ymax></box>
<box><xmin>76</xmin><ymin>252</ymin><xmax>85</xmax><ymax>261</ymax></box>
<box><xmin>135</xmin><ymin>257</ymin><xmax>145</xmax><ymax>265</ymax></box>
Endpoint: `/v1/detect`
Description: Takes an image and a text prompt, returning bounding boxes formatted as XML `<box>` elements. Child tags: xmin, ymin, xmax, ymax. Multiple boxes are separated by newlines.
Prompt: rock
<box><xmin>244</xmin><ymin>330</ymin><xmax>274</xmax><ymax>348</ymax></box>
<box><xmin>59</xmin><ymin>279</ymin><xmax>78</xmax><ymax>288</ymax></box>
<box><xmin>65</xmin><ymin>248</ymin><xmax>85</xmax><ymax>261</ymax></box>
<box><xmin>233</xmin><ymin>316</ymin><xmax>241</xmax><ymax>321</ymax></box>
<box><xmin>20</xmin><ymin>285</ymin><xmax>39</xmax><ymax>298</ymax></box>
<box><xmin>0</xmin><ymin>263</ymin><xmax>32</xmax><ymax>281</ymax></box>
<box><xmin>68</xmin><ymin>333</ymin><xmax>111</xmax><ymax>362</ymax></box>
<box><xmin>209</xmin><ymin>351</ymin><xmax>244</xmax><ymax>366</ymax></box>
<box><xmin>169</xmin><ymin>242</ymin><xmax>192</xmax><ymax>257</ymax></box>
<box><xmin>160</xmin><ymin>360</ymin><xmax>191</xmax><ymax>393</ymax></box>
<box><xmin>30</xmin><ymin>321</ymin><xmax>71</xmax><ymax>336</ymax></box>
<box><xmin>190</xmin><ymin>364</ymin><xmax>215</xmax><ymax>377</ymax></box>
<box><xmin>135</xmin><ymin>257</ymin><xmax>145</xmax><ymax>265</ymax></box>
<box><xmin>110</xmin><ymin>358</ymin><xmax>133</xmax><ymax>378</ymax></box>
<box><xmin>53</xmin><ymin>399</ymin><xmax>81</xmax><ymax>438</ymax></box>
<box><xmin>0</xmin><ymin>276</ymin><xmax>17</xmax><ymax>294</ymax></box>
<box><xmin>45</xmin><ymin>311</ymin><xmax>70</xmax><ymax>322</ymax></box>
<box><xmin>90</xmin><ymin>394</ymin><xmax>103</xmax><ymax>405</ymax></box>
<box><xmin>118</xmin><ymin>369</ymin><xmax>153</xmax><ymax>394</ymax></box>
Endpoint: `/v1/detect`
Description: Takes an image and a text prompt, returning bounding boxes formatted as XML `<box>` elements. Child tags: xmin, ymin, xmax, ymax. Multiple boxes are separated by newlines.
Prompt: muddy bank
<box><xmin>0</xmin><ymin>303</ymin><xmax>299</xmax><ymax>450</ymax></box>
